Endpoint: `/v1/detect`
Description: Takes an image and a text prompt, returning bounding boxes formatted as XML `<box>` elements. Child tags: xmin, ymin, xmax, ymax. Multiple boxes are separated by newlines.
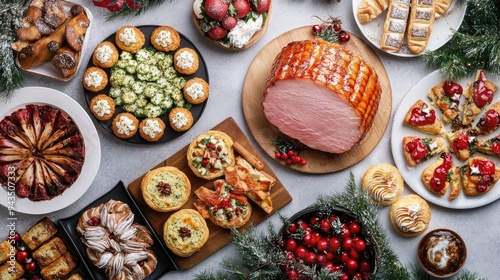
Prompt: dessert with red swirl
<box><xmin>76</xmin><ymin>200</ymin><xmax>157</xmax><ymax>280</ymax></box>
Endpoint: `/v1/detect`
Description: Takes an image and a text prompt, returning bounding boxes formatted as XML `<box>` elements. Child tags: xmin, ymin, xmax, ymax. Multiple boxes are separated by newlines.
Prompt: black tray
<box><xmin>59</xmin><ymin>181</ymin><xmax>178</xmax><ymax>279</ymax></box>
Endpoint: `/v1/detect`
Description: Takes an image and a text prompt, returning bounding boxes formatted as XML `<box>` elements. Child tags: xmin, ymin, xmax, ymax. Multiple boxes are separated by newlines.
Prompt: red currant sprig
<box><xmin>312</xmin><ymin>16</ymin><xmax>350</xmax><ymax>43</ymax></box>
<box><xmin>273</xmin><ymin>137</ymin><xmax>307</xmax><ymax>167</ymax></box>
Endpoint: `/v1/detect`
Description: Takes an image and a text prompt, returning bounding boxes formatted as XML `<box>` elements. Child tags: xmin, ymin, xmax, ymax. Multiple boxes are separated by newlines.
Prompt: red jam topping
<box><xmin>405</xmin><ymin>138</ymin><xmax>428</xmax><ymax>160</ymax></box>
<box><xmin>452</xmin><ymin>133</ymin><xmax>469</xmax><ymax>151</ymax></box>
<box><xmin>473</xmin><ymin>71</ymin><xmax>494</xmax><ymax>108</ymax></box>
<box><xmin>470</xmin><ymin>159</ymin><xmax>496</xmax><ymax>192</ymax></box>
<box><xmin>430</xmin><ymin>153</ymin><xmax>453</xmax><ymax>192</ymax></box>
<box><xmin>443</xmin><ymin>81</ymin><xmax>463</xmax><ymax>107</ymax></box>
<box><xmin>409</xmin><ymin>105</ymin><xmax>436</xmax><ymax>126</ymax></box>
<box><xmin>490</xmin><ymin>140</ymin><xmax>500</xmax><ymax>154</ymax></box>
<box><xmin>479</xmin><ymin>109</ymin><xmax>499</xmax><ymax>133</ymax></box>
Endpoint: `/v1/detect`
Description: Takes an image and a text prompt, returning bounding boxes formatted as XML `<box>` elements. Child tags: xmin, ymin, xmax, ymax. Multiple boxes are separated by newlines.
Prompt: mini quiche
<box><xmin>141</xmin><ymin>166</ymin><xmax>191</xmax><ymax>212</ymax></box>
<box><xmin>402</xmin><ymin>136</ymin><xmax>447</xmax><ymax>167</ymax></box>
<box><xmin>462</xmin><ymin>70</ymin><xmax>499</xmax><ymax>125</ymax></box>
<box><xmin>470</xmin><ymin>102</ymin><xmax>500</xmax><ymax>135</ymax></box>
<box><xmin>460</xmin><ymin>156</ymin><xmax>500</xmax><ymax>196</ymax></box>
<box><xmin>163</xmin><ymin>209</ymin><xmax>209</xmax><ymax>257</ymax></box>
<box><xmin>404</xmin><ymin>99</ymin><xmax>445</xmax><ymax>135</ymax></box>
<box><xmin>446</xmin><ymin>130</ymin><xmax>477</xmax><ymax>161</ymax></box>
<box><xmin>427</xmin><ymin>80</ymin><xmax>463</xmax><ymax>123</ymax></box>
<box><xmin>421</xmin><ymin>153</ymin><xmax>460</xmax><ymax>200</ymax></box>
<box><xmin>194</xmin><ymin>179</ymin><xmax>252</xmax><ymax>229</ymax></box>
<box><xmin>187</xmin><ymin>130</ymin><xmax>235</xmax><ymax>180</ymax></box>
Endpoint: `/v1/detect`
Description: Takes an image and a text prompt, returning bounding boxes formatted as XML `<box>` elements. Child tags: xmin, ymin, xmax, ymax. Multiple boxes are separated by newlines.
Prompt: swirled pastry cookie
<box><xmin>150</xmin><ymin>26</ymin><xmax>180</xmax><ymax>52</ymax></box>
<box><xmin>163</xmin><ymin>209</ymin><xmax>209</xmax><ymax>257</ymax></box>
<box><xmin>187</xmin><ymin>130</ymin><xmax>235</xmax><ymax>180</ymax></box>
<box><xmin>362</xmin><ymin>163</ymin><xmax>404</xmax><ymax>206</ymax></box>
<box><xmin>390</xmin><ymin>194</ymin><xmax>431</xmax><ymax>237</ymax></box>
<box><xmin>115</xmin><ymin>26</ymin><xmax>145</xmax><ymax>54</ymax></box>
<box><xmin>422</xmin><ymin>153</ymin><xmax>460</xmax><ymax>200</ymax></box>
<box><xmin>76</xmin><ymin>200</ymin><xmax>157</xmax><ymax>280</ymax></box>
<box><xmin>141</xmin><ymin>166</ymin><xmax>191</xmax><ymax>212</ymax></box>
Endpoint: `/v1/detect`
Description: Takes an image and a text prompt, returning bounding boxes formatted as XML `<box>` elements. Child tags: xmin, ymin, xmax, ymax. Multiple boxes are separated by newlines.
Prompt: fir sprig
<box><xmin>0</xmin><ymin>0</ymin><xmax>27</xmax><ymax>99</ymax></box>
<box><xmin>422</xmin><ymin>0</ymin><xmax>500</xmax><ymax>80</ymax></box>
<box><xmin>105</xmin><ymin>0</ymin><xmax>171</xmax><ymax>20</ymax></box>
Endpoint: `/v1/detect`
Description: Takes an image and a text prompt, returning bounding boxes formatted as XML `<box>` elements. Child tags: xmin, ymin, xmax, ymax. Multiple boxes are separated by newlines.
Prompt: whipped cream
<box><xmin>172</xmin><ymin>112</ymin><xmax>188</xmax><ymax>129</ymax></box>
<box><xmin>85</xmin><ymin>71</ymin><xmax>103</xmax><ymax>88</ymax></box>
<box><xmin>142</xmin><ymin>119</ymin><xmax>163</xmax><ymax>139</ymax></box>
<box><xmin>186</xmin><ymin>82</ymin><xmax>205</xmax><ymax>101</ymax></box>
<box><xmin>96</xmin><ymin>45</ymin><xmax>113</xmax><ymax>64</ymax></box>
<box><xmin>92</xmin><ymin>99</ymin><xmax>111</xmax><ymax>117</ymax></box>
<box><xmin>227</xmin><ymin>15</ymin><xmax>264</xmax><ymax>48</ymax></box>
<box><xmin>119</xmin><ymin>27</ymin><xmax>137</xmax><ymax>46</ymax></box>
<box><xmin>115</xmin><ymin>115</ymin><xmax>136</xmax><ymax>135</ymax></box>
<box><xmin>175</xmin><ymin>51</ymin><xmax>194</xmax><ymax>69</ymax></box>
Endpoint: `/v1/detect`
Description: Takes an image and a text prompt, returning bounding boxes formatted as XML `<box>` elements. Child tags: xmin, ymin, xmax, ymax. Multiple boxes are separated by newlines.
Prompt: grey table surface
<box><xmin>1</xmin><ymin>0</ymin><xmax>498</xmax><ymax>279</ymax></box>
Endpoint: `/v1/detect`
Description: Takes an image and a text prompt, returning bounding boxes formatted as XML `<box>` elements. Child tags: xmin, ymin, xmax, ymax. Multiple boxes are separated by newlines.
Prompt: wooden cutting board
<box><xmin>242</xmin><ymin>26</ymin><xmax>392</xmax><ymax>173</ymax></box>
<box><xmin>128</xmin><ymin>117</ymin><xmax>292</xmax><ymax>270</ymax></box>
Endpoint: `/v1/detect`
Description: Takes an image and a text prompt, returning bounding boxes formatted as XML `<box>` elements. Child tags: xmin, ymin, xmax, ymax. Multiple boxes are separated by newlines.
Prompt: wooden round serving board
<box><xmin>192</xmin><ymin>1</ymin><xmax>272</xmax><ymax>51</ymax></box>
<box><xmin>242</xmin><ymin>26</ymin><xmax>392</xmax><ymax>173</ymax></box>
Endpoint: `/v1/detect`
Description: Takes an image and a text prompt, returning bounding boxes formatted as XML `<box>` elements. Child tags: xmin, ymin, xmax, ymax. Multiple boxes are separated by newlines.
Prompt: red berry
<box><xmin>359</xmin><ymin>259</ymin><xmax>372</xmax><ymax>273</ymax></box>
<box><xmin>288</xmin><ymin>223</ymin><xmax>298</xmax><ymax>234</ymax></box>
<box><xmin>252</xmin><ymin>0</ymin><xmax>271</xmax><ymax>13</ymax></box>
<box><xmin>333</xmin><ymin>23</ymin><xmax>341</xmax><ymax>32</ymax></box>
<box><xmin>309</xmin><ymin>215</ymin><xmax>320</xmax><ymax>225</ymax></box>
<box><xmin>316</xmin><ymin>254</ymin><xmax>327</xmax><ymax>266</ymax></box>
<box><xmin>221</xmin><ymin>16</ymin><xmax>238</xmax><ymax>30</ymax></box>
<box><xmin>280</xmin><ymin>153</ymin><xmax>288</xmax><ymax>160</ymax></box>
<box><xmin>285</xmin><ymin>239</ymin><xmax>298</xmax><ymax>252</ymax></box>
<box><xmin>300</xmin><ymin>159</ymin><xmax>307</xmax><ymax>166</ymax></box>
<box><xmin>9</xmin><ymin>232</ymin><xmax>21</xmax><ymax>244</ymax></box>
<box><xmin>207</xmin><ymin>26</ymin><xmax>228</xmax><ymax>40</ymax></box>
<box><xmin>275</xmin><ymin>151</ymin><xmax>281</xmax><ymax>159</ymax></box>
<box><xmin>316</xmin><ymin>239</ymin><xmax>328</xmax><ymax>252</ymax></box>
<box><xmin>305</xmin><ymin>251</ymin><xmax>316</xmax><ymax>265</ymax></box>
<box><xmin>294</xmin><ymin>246</ymin><xmax>308</xmax><ymax>259</ymax></box>
<box><xmin>328</xmin><ymin>237</ymin><xmax>341</xmax><ymax>252</ymax></box>
<box><xmin>342</xmin><ymin>237</ymin><xmax>353</xmax><ymax>251</ymax></box>
<box><xmin>339</xmin><ymin>273</ymin><xmax>349</xmax><ymax>280</ymax></box>
<box><xmin>292</xmin><ymin>155</ymin><xmax>301</xmax><ymax>163</ymax></box>
<box><xmin>353</xmin><ymin>237</ymin><xmax>367</xmax><ymax>252</ymax></box>
<box><xmin>287</xmin><ymin>150</ymin><xmax>295</xmax><ymax>157</ymax></box>
<box><xmin>312</xmin><ymin>24</ymin><xmax>321</xmax><ymax>34</ymax></box>
<box><xmin>204</xmin><ymin>0</ymin><xmax>229</xmax><ymax>20</ymax></box>
<box><xmin>348</xmin><ymin>248</ymin><xmax>360</xmax><ymax>260</ymax></box>
<box><xmin>319</xmin><ymin>218</ymin><xmax>331</xmax><ymax>233</ymax></box>
<box><xmin>346</xmin><ymin>258</ymin><xmax>358</xmax><ymax>275</ymax></box>
<box><xmin>349</xmin><ymin>221</ymin><xmax>361</xmax><ymax>235</ymax></box>
<box><xmin>285</xmin><ymin>159</ymin><xmax>293</xmax><ymax>165</ymax></box>
<box><xmin>16</xmin><ymin>250</ymin><xmax>29</xmax><ymax>263</ymax></box>
<box><xmin>340</xmin><ymin>31</ymin><xmax>350</xmax><ymax>42</ymax></box>
<box><xmin>287</xmin><ymin>269</ymin><xmax>298</xmax><ymax>279</ymax></box>
<box><xmin>24</xmin><ymin>258</ymin><xmax>36</xmax><ymax>272</ymax></box>
<box><xmin>233</xmin><ymin>0</ymin><xmax>251</xmax><ymax>18</ymax></box>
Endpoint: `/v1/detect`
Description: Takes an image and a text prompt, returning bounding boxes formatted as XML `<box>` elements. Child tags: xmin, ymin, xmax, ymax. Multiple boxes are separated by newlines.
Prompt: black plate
<box><xmin>59</xmin><ymin>181</ymin><xmax>178</xmax><ymax>279</ymax></box>
<box><xmin>83</xmin><ymin>25</ymin><xmax>209</xmax><ymax>144</ymax></box>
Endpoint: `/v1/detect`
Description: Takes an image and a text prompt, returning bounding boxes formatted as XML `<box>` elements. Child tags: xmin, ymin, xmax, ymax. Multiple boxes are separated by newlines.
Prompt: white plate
<box><xmin>352</xmin><ymin>0</ymin><xmax>466</xmax><ymax>57</ymax></box>
<box><xmin>0</xmin><ymin>87</ymin><xmax>101</xmax><ymax>214</ymax></box>
<box><xmin>391</xmin><ymin>71</ymin><xmax>500</xmax><ymax>209</ymax></box>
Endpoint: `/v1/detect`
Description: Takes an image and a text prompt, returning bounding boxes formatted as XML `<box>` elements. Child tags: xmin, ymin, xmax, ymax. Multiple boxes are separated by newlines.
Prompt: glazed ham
<box><xmin>262</xmin><ymin>40</ymin><xmax>381</xmax><ymax>154</ymax></box>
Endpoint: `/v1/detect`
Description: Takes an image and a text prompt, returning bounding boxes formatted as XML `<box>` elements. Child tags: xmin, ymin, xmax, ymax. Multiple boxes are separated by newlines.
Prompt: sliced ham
<box><xmin>262</xmin><ymin>39</ymin><xmax>381</xmax><ymax>154</ymax></box>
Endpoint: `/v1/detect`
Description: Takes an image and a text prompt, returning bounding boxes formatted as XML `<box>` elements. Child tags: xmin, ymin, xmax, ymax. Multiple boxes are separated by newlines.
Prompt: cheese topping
<box><xmin>145</xmin><ymin>171</ymin><xmax>187</xmax><ymax>207</ymax></box>
<box><xmin>141</xmin><ymin>119</ymin><xmax>163</xmax><ymax>139</ymax></box>
<box><xmin>421</xmin><ymin>104</ymin><xmax>431</xmax><ymax>117</ymax></box>
<box><xmin>166</xmin><ymin>212</ymin><xmax>206</xmax><ymax>250</ymax></box>
<box><xmin>428</xmin><ymin>140</ymin><xmax>438</xmax><ymax>151</ymax></box>
<box><xmin>175</xmin><ymin>51</ymin><xmax>194</xmax><ymax>69</ymax></box>
<box><xmin>119</xmin><ymin>27</ymin><xmax>137</xmax><ymax>46</ymax></box>
<box><xmin>115</xmin><ymin>115</ymin><xmax>136</xmax><ymax>135</ymax></box>
<box><xmin>92</xmin><ymin>99</ymin><xmax>111</xmax><ymax>117</ymax></box>
<box><xmin>96</xmin><ymin>45</ymin><xmax>113</xmax><ymax>63</ymax></box>
<box><xmin>395</xmin><ymin>204</ymin><xmax>428</xmax><ymax>233</ymax></box>
<box><xmin>191</xmin><ymin>134</ymin><xmax>232</xmax><ymax>176</ymax></box>
<box><xmin>469</xmin><ymin>165</ymin><xmax>480</xmax><ymax>175</ymax></box>
<box><xmin>154</xmin><ymin>30</ymin><xmax>173</xmax><ymax>48</ymax></box>
<box><xmin>227</xmin><ymin>15</ymin><xmax>264</xmax><ymax>48</ymax></box>
<box><xmin>84</xmin><ymin>71</ymin><xmax>104</xmax><ymax>88</ymax></box>
<box><xmin>365</xmin><ymin>168</ymin><xmax>399</xmax><ymax>203</ymax></box>
<box><xmin>186</xmin><ymin>82</ymin><xmax>205</xmax><ymax>101</ymax></box>
<box><xmin>172</xmin><ymin>111</ymin><xmax>188</xmax><ymax>129</ymax></box>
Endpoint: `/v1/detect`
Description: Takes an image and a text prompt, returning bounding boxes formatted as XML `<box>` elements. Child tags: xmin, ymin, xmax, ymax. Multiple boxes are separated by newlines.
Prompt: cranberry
<box><xmin>24</xmin><ymin>258</ymin><xmax>36</xmax><ymax>272</ymax></box>
<box><xmin>454</xmin><ymin>134</ymin><xmax>469</xmax><ymax>150</ymax></box>
<box><xmin>285</xmin><ymin>159</ymin><xmax>293</xmax><ymax>165</ymax></box>
<box><xmin>294</xmin><ymin>246</ymin><xmax>308</xmax><ymax>259</ymax></box>
<box><xmin>359</xmin><ymin>259</ymin><xmax>372</xmax><ymax>273</ymax></box>
<box><xmin>316</xmin><ymin>254</ymin><xmax>327</xmax><ymax>266</ymax></box>
<box><xmin>491</xmin><ymin>142</ymin><xmax>500</xmax><ymax>154</ymax></box>
<box><xmin>348</xmin><ymin>221</ymin><xmax>361</xmax><ymax>235</ymax></box>
<box><xmin>300</xmin><ymin>159</ymin><xmax>307</xmax><ymax>166</ymax></box>
<box><xmin>316</xmin><ymin>239</ymin><xmax>328</xmax><ymax>252</ymax></box>
<box><xmin>328</xmin><ymin>237</ymin><xmax>341</xmax><ymax>252</ymax></box>
<box><xmin>353</xmin><ymin>237</ymin><xmax>367</xmax><ymax>252</ymax></box>
<box><xmin>312</xmin><ymin>24</ymin><xmax>321</xmax><ymax>34</ymax></box>
<box><xmin>319</xmin><ymin>218</ymin><xmax>331</xmax><ymax>233</ymax></box>
<box><xmin>287</xmin><ymin>150</ymin><xmax>295</xmax><ymax>157</ymax></box>
<box><xmin>305</xmin><ymin>252</ymin><xmax>316</xmax><ymax>265</ymax></box>
<box><xmin>345</xmin><ymin>258</ymin><xmax>358</xmax><ymax>275</ymax></box>
<box><xmin>287</xmin><ymin>269</ymin><xmax>298</xmax><ymax>279</ymax></box>
<box><xmin>285</xmin><ymin>239</ymin><xmax>298</xmax><ymax>252</ymax></box>
<box><xmin>443</xmin><ymin>81</ymin><xmax>463</xmax><ymax>97</ymax></box>
<box><xmin>280</xmin><ymin>153</ymin><xmax>288</xmax><ymax>160</ymax></box>
<box><xmin>275</xmin><ymin>151</ymin><xmax>281</xmax><ymax>159</ymax></box>
<box><xmin>333</xmin><ymin>23</ymin><xmax>341</xmax><ymax>32</ymax></box>
<box><xmin>342</xmin><ymin>237</ymin><xmax>353</xmax><ymax>251</ymax></box>
<box><xmin>430</xmin><ymin>153</ymin><xmax>453</xmax><ymax>192</ymax></box>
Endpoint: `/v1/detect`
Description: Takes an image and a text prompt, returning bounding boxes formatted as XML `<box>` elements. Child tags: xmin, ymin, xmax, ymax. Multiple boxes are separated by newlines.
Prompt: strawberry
<box><xmin>207</xmin><ymin>26</ymin><xmax>228</xmax><ymax>40</ymax></box>
<box><xmin>252</xmin><ymin>0</ymin><xmax>271</xmax><ymax>13</ymax></box>
<box><xmin>233</xmin><ymin>0</ymin><xmax>251</xmax><ymax>18</ymax></box>
<box><xmin>204</xmin><ymin>0</ymin><xmax>230</xmax><ymax>21</ymax></box>
<box><xmin>221</xmin><ymin>16</ymin><xmax>238</xmax><ymax>30</ymax></box>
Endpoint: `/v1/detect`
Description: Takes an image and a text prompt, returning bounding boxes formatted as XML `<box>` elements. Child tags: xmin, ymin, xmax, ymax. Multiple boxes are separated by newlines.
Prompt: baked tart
<box><xmin>174</xmin><ymin>47</ymin><xmax>199</xmax><ymax>75</ymax></box>
<box><xmin>82</xmin><ymin>66</ymin><xmax>108</xmax><ymax>92</ymax></box>
<box><xmin>446</xmin><ymin>130</ymin><xmax>477</xmax><ymax>161</ymax></box>
<box><xmin>112</xmin><ymin>112</ymin><xmax>139</xmax><ymax>139</ymax></box>
<box><xmin>150</xmin><ymin>26</ymin><xmax>180</xmax><ymax>52</ymax></box>
<box><xmin>462</xmin><ymin>70</ymin><xmax>498</xmax><ymax>125</ymax></box>
<box><xmin>459</xmin><ymin>156</ymin><xmax>500</xmax><ymax>196</ymax></box>
<box><xmin>115</xmin><ymin>25</ymin><xmax>145</xmax><ymax>54</ymax></box>
<box><xmin>184</xmin><ymin>77</ymin><xmax>209</xmax><ymax>104</ymax></box>
<box><xmin>194</xmin><ymin>179</ymin><xmax>252</xmax><ymax>229</ymax></box>
<box><xmin>169</xmin><ymin>107</ymin><xmax>193</xmax><ymax>132</ymax></box>
<box><xmin>470</xmin><ymin>102</ymin><xmax>500</xmax><ymax>135</ymax></box>
<box><xmin>89</xmin><ymin>94</ymin><xmax>115</xmax><ymax>121</ymax></box>
<box><xmin>403</xmin><ymin>136</ymin><xmax>447</xmax><ymax>167</ymax></box>
<box><xmin>92</xmin><ymin>41</ymin><xmax>119</xmax><ymax>68</ymax></box>
<box><xmin>390</xmin><ymin>194</ymin><xmax>431</xmax><ymax>237</ymax></box>
<box><xmin>475</xmin><ymin>134</ymin><xmax>500</xmax><ymax>158</ymax></box>
<box><xmin>403</xmin><ymin>99</ymin><xmax>445</xmax><ymax>135</ymax></box>
<box><xmin>362</xmin><ymin>163</ymin><xmax>404</xmax><ymax>206</ymax></box>
<box><xmin>141</xmin><ymin>166</ymin><xmax>191</xmax><ymax>212</ymax></box>
<box><xmin>421</xmin><ymin>153</ymin><xmax>461</xmax><ymax>200</ymax></box>
<box><xmin>187</xmin><ymin>130</ymin><xmax>235</xmax><ymax>180</ymax></box>
<box><xmin>139</xmin><ymin>117</ymin><xmax>165</xmax><ymax>142</ymax></box>
<box><xmin>427</xmin><ymin>80</ymin><xmax>463</xmax><ymax>123</ymax></box>
<box><xmin>163</xmin><ymin>209</ymin><xmax>209</xmax><ymax>257</ymax></box>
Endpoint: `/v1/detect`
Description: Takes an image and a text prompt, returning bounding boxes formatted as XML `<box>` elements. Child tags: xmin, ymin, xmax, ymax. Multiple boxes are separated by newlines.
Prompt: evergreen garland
<box><xmin>0</xmin><ymin>0</ymin><xmax>27</xmax><ymax>99</ymax></box>
<box><xmin>194</xmin><ymin>173</ymin><xmax>486</xmax><ymax>280</ymax></box>
<box><xmin>422</xmin><ymin>0</ymin><xmax>500</xmax><ymax>81</ymax></box>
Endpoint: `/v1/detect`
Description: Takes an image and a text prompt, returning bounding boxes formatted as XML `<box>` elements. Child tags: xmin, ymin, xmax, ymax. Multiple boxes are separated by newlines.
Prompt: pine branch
<box><xmin>105</xmin><ymin>0</ymin><xmax>173</xmax><ymax>20</ymax></box>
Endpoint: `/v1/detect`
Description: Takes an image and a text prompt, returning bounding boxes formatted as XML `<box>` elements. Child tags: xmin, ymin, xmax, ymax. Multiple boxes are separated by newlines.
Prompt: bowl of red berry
<box><xmin>192</xmin><ymin>0</ymin><xmax>271</xmax><ymax>50</ymax></box>
<box><xmin>279</xmin><ymin>207</ymin><xmax>379</xmax><ymax>280</ymax></box>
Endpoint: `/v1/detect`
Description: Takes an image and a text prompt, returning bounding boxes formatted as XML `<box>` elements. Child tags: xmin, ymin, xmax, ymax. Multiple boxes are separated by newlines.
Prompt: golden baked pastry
<box><xmin>435</xmin><ymin>0</ymin><xmax>453</xmax><ymax>15</ymax></box>
<box><xmin>141</xmin><ymin>166</ymin><xmax>191</xmax><ymax>212</ymax></box>
<box><xmin>33</xmin><ymin>237</ymin><xmax>68</xmax><ymax>267</ymax></box>
<box><xmin>380</xmin><ymin>0</ymin><xmax>410</xmax><ymax>52</ymax></box>
<box><xmin>22</xmin><ymin>217</ymin><xmax>58</xmax><ymax>250</ymax></box>
<box><xmin>0</xmin><ymin>240</ymin><xmax>12</xmax><ymax>264</ymax></box>
<box><xmin>139</xmin><ymin>117</ymin><xmax>165</xmax><ymax>142</ymax></box>
<box><xmin>462</xmin><ymin>70</ymin><xmax>498</xmax><ymax>125</ymax></box>
<box><xmin>92</xmin><ymin>41</ymin><xmax>119</xmax><ymax>68</ymax></box>
<box><xmin>0</xmin><ymin>260</ymin><xmax>24</xmax><ymax>280</ymax></box>
<box><xmin>362</xmin><ymin>163</ymin><xmax>404</xmax><ymax>206</ymax></box>
<box><xmin>446</xmin><ymin>130</ymin><xmax>477</xmax><ymax>161</ymax></box>
<box><xmin>163</xmin><ymin>209</ymin><xmax>209</xmax><ymax>257</ymax></box>
<box><xmin>406</xmin><ymin>0</ymin><xmax>436</xmax><ymax>54</ymax></box>
<box><xmin>390</xmin><ymin>194</ymin><xmax>431</xmax><ymax>237</ymax></box>
<box><xmin>174</xmin><ymin>47</ymin><xmax>199</xmax><ymax>75</ymax></box>
<box><xmin>403</xmin><ymin>99</ymin><xmax>445</xmax><ymax>135</ymax></box>
<box><xmin>427</xmin><ymin>81</ymin><xmax>463</xmax><ymax>123</ymax></box>
<box><xmin>357</xmin><ymin>0</ymin><xmax>390</xmax><ymax>24</ymax></box>
<box><xmin>184</xmin><ymin>77</ymin><xmax>209</xmax><ymax>104</ymax></box>
<box><xmin>89</xmin><ymin>94</ymin><xmax>115</xmax><ymax>121</ymax></box>
<box><xmin>403</xmin><ymin>136</ymin><xmax>447</xmax><ymax>167</ymax></box>
<box><xmin>471</xmin><ymin>102</ymin><xmax>500</xmax><ymax>135</ymax></box>
<box><xmin>475</xmin><ymin>134</ymin><xmax>500</xmax><ymax>158</ymax></box>
<box><xmin>460</xmin><ymin>156</ymin><xmax>500</xmax><ymax>196</ymax></box>
<box><xmin>194</xmin><ymin>179</ymin><xmax>252</xmax><ymax>229</ymax></box>
<box><xmin>169</xmin><ymin>107</ymin><xmax>193</xmax><ymax>132</ymax></box>
<box><xmin>82</xmin><ymin>66</ymin><xmax>108</xmax><ymax>93</ymax></box>
<box><xmin>150</xmin><ymin>26</ymin><xmax>180</xmax><ymax>52</ymax></box>
<box><xmin>66</xmin><ymin>273</ymin><xmax>85</xmax><ymax>280</ymax></box>
<box><xmin>112</xmin><ymin>112</ymin><xmax>139</xmax><ymax>139</ymax></box>
<box><xmin>115</xmin><ymin>25</ymin><xmax>145</xmax><ymax>54</ymax></box>
<box><xmin>421</xmin><ymin>153</ymin><xmax>460</xmax><ymax>200</ymax></box>
<box><xmin>40</xmin><ymin>251</ymin><xmax>77</xmax><ymax>280</ymax></box>
<box><xmin>187</xmin><ymin>130</ymin><xmax>235</xmax><ymax>180</ymax></box>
